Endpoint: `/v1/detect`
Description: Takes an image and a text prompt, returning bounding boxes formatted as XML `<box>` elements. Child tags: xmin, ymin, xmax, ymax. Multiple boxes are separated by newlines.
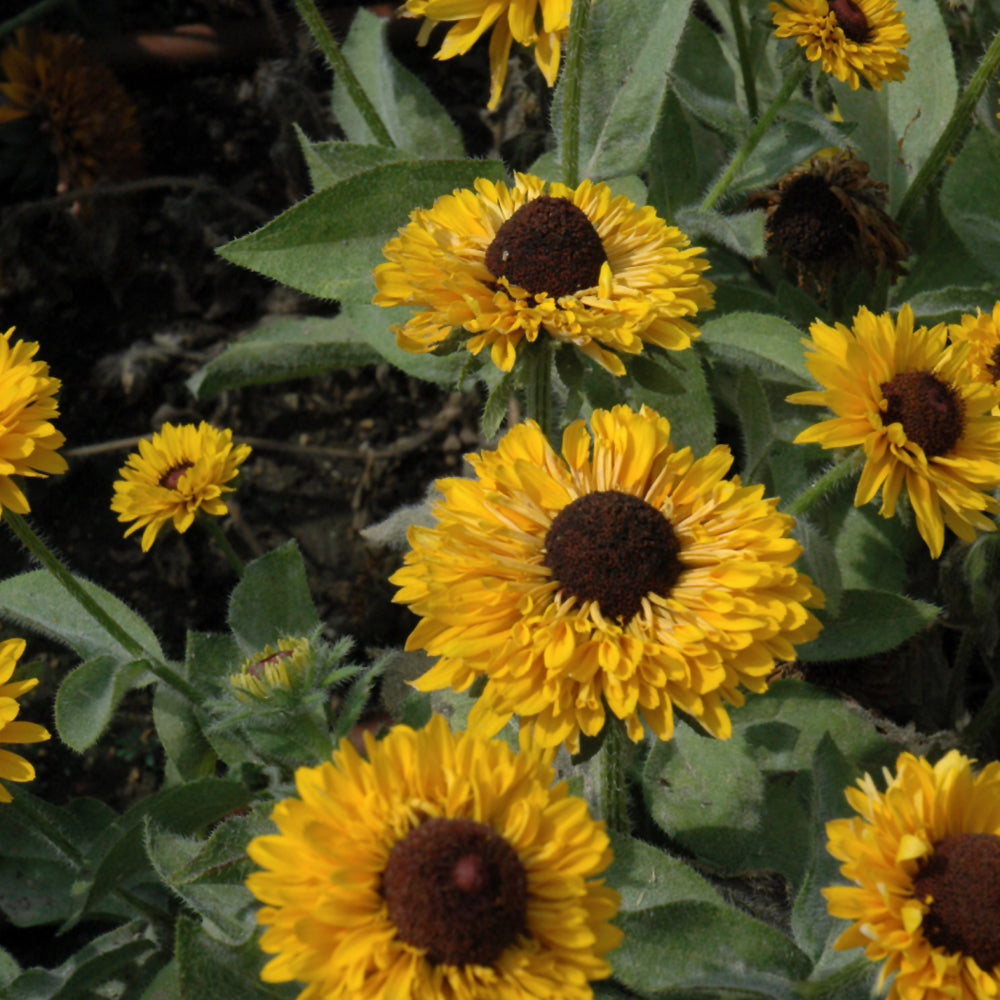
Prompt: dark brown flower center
<box><xmin>484</xmin><ymin>195</ymin><xmax>607</xmax><ymax>299</ymax></box>
<box><xmin>768</xmin><ymin>175</ymin><xmax>857</xmax><ymax>263</ymax></box>
<box><xmin>159</xmin><ymin>464</ymin><xmax>192</xmax><ymax>490</ymax></box>
<box><xmin>986</xmin><ymin>344</ymin><xmax>1000</xmax><ymax>385</ymax></box>
<box><xmin>880</xmin><ymin>371</ymin><xmax>964</xmax><ymax>458</ymax></box>
<box><xmin>247</xmin><ymin>649</ymin><xmax>293</xmax><ymax>679</ymax></box>
<box><xmin>543</xmin><ymin>491</ymin><xmax>681</xmax><ymax>625</ymax></box>
<box><xmin>381</xmin><ymin>817</ymin><xmax>528</xmax><ymax>967</ymax></box>
<box><xmin>829</xmin><ymin>0</ymin><xmax>870</xmax><ymax>43</ymax></box>
<box><xmin>911</xmin><ymin>833</ymin><xmax>1000</xmax><ymax>971</ymax></box>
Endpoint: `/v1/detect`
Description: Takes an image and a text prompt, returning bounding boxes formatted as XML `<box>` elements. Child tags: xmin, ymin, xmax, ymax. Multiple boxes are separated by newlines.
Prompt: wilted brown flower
<box><xmin>748</xmin><ymin>149</ymin><xmax>908</xmax><ymax>298</ymax></box>
<box><xmin>0</xmin><ymin>29</ymin><xmax>142</xmax><ymax>194</ymax></box>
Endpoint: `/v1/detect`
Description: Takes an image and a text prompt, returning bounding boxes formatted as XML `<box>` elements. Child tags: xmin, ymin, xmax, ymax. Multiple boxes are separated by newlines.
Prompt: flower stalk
<box><xmin>292</xmin><ymin>0</ymin><xmax>396</xmax><ymax>148</ymax></box>
<box><xmin>2</xmin><ymin>509</ymin><xmax>202</xmax><ymax>703</ymax></box>
<box><xmin>784</xmin><ymin>451</ymin><xmax>864</xmax><ymax>518</ymax></box>
<box><xmin>523</xmin><ymin>337</ymin><xmax>555</xmax><ymax>443</ymax></box>
<box><xmin>200</xmin><ymin>514</ymin><xmax>245</xmax><ymax>578</ymax></box>
<box><xmin>728</xmin><ymin>0</ymin><xmax>759</xmax><ymax>120</ymax></box>
<box><xmin>559</xmin><ymin>0</ymin><xmax>593</xmax><ymax>188</ymax></box>
<box><xmin>701</xmin><ymin>60</ymin><xmax>808</xmax><ymax>211</ymax></box>
<box><xmin>600</xmin><ymin>716</ymin><xmax>631</xmax><ymax>835</ymax></box>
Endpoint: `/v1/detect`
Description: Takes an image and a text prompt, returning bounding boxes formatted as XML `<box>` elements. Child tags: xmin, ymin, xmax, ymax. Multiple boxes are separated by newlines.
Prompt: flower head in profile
<box><xmin>374</xmin><ymin>173</ymin><xmax>714</xmax><ymax>377</ymax></box>
<box><xmin>391</xmin><ymin>405</ymin><xmax>822</xmax><ymax>753</ymax></box>
<box><xmin>230</xmin><ymin>637</ymin><xmax>312</xmax><ymax>701</ymax></box>
<box><xmin>400</xmin><ymin>0</ymin><xmax>571</xmax><ymax>110</ymax></box>
<box><xmin>111</xmin><ymin>422</ymin><xmax>251</xmax><ymax>552</ymax></box>
<box><xmin>0</xmin><ymin>29</ymin><xmax>142</xmax><ymax>193</ymax></box>
<box><xmin>0</xmin><ymin>327</ymin><xmax>68</xmax><ymax>516</ymax></box>
<box><xmin>748</xmin><ymin>150</ymin><xmax>908</xmax><ymax>297</ymax></box>
<box><xmin>824</xmin><ymin>749</ymin><xmax>1000</xmax><ymax>1000</ymax></box>
<box><xmin>949</xmin><ymin>301</ymin><xmax>1000</xmax><ymax>413</ymax></box>
<box><xmin>770</xmin><ymin>0</ymin><xmax>909</xmax><ymax>90</ymax></box>
<box><xmin>0</xmin><ymin>638</ymin><xmax>51</xmax><ymax>803</ymax></box>
<box><xmin>788</xmin><ymin>305</ymin><xmax>1000</xmax><ymax>558</ymax></box>
<box><xmin>246</xmin><ymin>715</ymin><xmax>621</xmax><ymax>1000</ymax></box>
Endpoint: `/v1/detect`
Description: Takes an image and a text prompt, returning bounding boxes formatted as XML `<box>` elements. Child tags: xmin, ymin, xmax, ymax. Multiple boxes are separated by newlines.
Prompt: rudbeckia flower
<box><xmin>769</xmin><ymin>0</ymin><xmax>909</xmax><ymax>90</ymax></box>
<box><xmin>949</xmin><ymin>301</ymin><xmax>1000</xmax><ymax>413</ymax></box>
<box><xmin>401</xmin><ymin>0</ymin><xmax>571</xmax><ymax>110</ymax></box>
<box><xmin>111</xmin><ymin>422</ymin><xmax>251</xmax><ymax>552</ymax></box>
<box><xmin>230</xmin><ymin>637</ymin><xmax>312</xmax><ymax>701</ymax></box>
<box><xmin>0</xmin><ymin>638</ymin><xmax>51</xmax><ymax>803</ymax></box>
<box><xmin>0</xmin><ymin>327</ymin><xmax>68</xmax><ymax>516</ymax></box>
<box><xmin>245</xmin><ymin>715</ymin><xmax>622</xmax><ymax>1000</ymax></box>
<box><xmin>391</xmin><ymin>404</ymin><xmax>823</xmax><ymax>752</ymax></box>
<box><xmin>824</xmin><ymin>750</ymin><xmax>1000</xmax><ymax>1000</ymax></box>
<box><xmin>788</xmin><ymin>305</ymin><xmax>1000</xmax><ymax>558</ymax></box>
<box><xmin>373</xmin><ymin>172</ymin><xmax>714</xmax><ymax>376</ymax></box>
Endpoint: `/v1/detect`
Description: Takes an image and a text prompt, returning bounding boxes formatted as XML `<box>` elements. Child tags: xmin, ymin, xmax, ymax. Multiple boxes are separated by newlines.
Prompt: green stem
<box><xmin>701</xmin><ymin>60</ymin><xmax>808</xmax><ymax>211</ymax></box>
<box><xmin>729</xmin><ymin>0</ymin><xmax>759</xmax><ymax>120</ymax></box>
<box><xmin>200</xmin><ymin>515</ymin><xmax>245</xmax><ymax>578</ymax></box>
<box><xmin>2</xmin><ymin>510</ymin><xmax>201</xmax><ymax>703</ymax></box>
<box><xmin>600</xmin><ymin>717</ymin><xmax>631</xmax><ymax>835</ymax></box>
<box><xmin>784</xmin><ymin>451</ymin><xmax>864</xmax><ymax>518</ymax></box>
<box><xmin>291</xmin><ymin>0</ymin><xmax>396</xmax><ymax>148</ymax></box>
<box><xmin>0</xmin><ymin>0</ymin><xmax>70</xmax><ymax>37</ymax></box>
<box><xmin>523</xmin><ymin>338</ymin><xmax>554</xmax><ymax>442</ymax></box>
<box><xmin>559</xmin><ymin>0</ymin><xmax>593</xmax><ymax>188</ymax></box>
<box><xmin>895</xmin><ymin>27</ymin><xmax>1000</xmax><ymax>230</ymax></box>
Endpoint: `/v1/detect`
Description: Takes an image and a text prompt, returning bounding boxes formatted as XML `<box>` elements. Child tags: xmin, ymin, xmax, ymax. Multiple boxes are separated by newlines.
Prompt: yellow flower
<box><xmin>0</xmin><ymin>327</ymin><xmax>68</xmax><ymax>516</ymax></box>
<box><xmin>111</xmin><ymin>422</ymin><xmax>251</xmax><ymax>552</ymax></box>
<box><xmin>400</xmin><ymin>0</ymin><xmax>571</xmax><ymax>111</ymax></box>
<box><xmin>230</xmin><ymin>637</ymin><xmax>311</xmax><ymax>701</ymax></box>
<box><xmin>0</xmin><ymin>29</ymin><xmax>142</xmax><ymax>192</ymax></box>
<box><xmin>0</xmin><ymin>638</ymin><xmax>51</xmax><ymax>803</ymax></box>
<box><xmin>824</xmin><ymin>750</ymin><xmax>1000</xmax><ymax>1000</ymax></box>
<box><xmin>949</xmin><ymin>301</ymin><xmax>1000</xmax><ymax>413</ymax></box>
<box><xmin>373</xmin><ymin>172</ymin><xmax>714</xmax><ymax>377</ymax></box>
<box><xmin>769</xmin><ymin>0</ymin><xmax>909</xmax><ymax>91</ymax></box>
<box><xmin>391</xmin><ymin>405</ymin><xmax>823</xmax><ymax>753</ymax></box>
<box><xmin>246</xmin><ymin>715</ymin><xmax>621</xmax><ymax>1000</ymax></box>
<box><xmin>788</xmin><ymin>305</ymin><xmax>1000</xmax><ymax>558</ymax></box>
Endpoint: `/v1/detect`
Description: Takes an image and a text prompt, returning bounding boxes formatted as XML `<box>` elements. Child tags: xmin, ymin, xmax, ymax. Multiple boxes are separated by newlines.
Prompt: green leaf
<box><xmin>140</xmin><ymin>960</ymin><xmax>181</xmax><ymax>1000</ymax></box>
<box><xmin>647</xmin><ymin>90</ymin><xmax>703</xmax><ymax>217</ymax></box>
<box><xmin>831</xmin><ymin>0</ymin><xmax>957</xmax><ymax>211</ymax></box>
<box><xmin>612</xmin><ymin>901</ymin><xmax>812</xmax><ymax>999</ymax></box>
<box><xmin>2</xmin><ymin>921</ymin><xmax>157</xmax><ymax>1000</ymax></box>
<box><xmin>175</xmin><ymin>917</ymin><xmax>292</xmax><ymax>1000</ymax></box>
<box><xmin>675</xmin><ymin>207</ymin><xmax>766</xmax><ymax>259</ymax></box>
<box><xmin>187</xmin><ymin>315</ymin><xmax>381</xmax><ymax>398</ymax></box>
<box><xmin>481</xmin><ymin>370</ymin><xmax>516</xmax><ymax>439</ymax></box>
<box><xmin>940</xmin><ymin>128</ymin><xmax>1000</xmax><ymax>280</ymax></box>
<box><xmin>607</xmin><ymin>834</ymin><xmax>721</xmax><ymax>913</ymax></box>
<box><xmin>833</xmin><ymin>506</ymin><xmax>909</xmax><ymax>594</ymax></box>
<box><xmin>795</xmin><ymin>519</ymin><xmax>843</xmax><ymax>618</ymax></box>
<box><xmin>153</xmin><ymin>684</ymin><xmax>216</xmax><ymax>781</ymax></box>
<box><xmin>218</xmin><ymin>158</ymin><xmax>505</xmax><ymax>304</ymax></box>
<box><xmin>227</xmin><ymin>541</ymin><xmax>320</xmax><ymax>655</ymax></box>
<box><xmin>0</xmin><ymin>947</ymin><xmax>19</xmax><ymax>989</ymax></box>
<box><xmin>0</xmin><ymin>569</ymin><xmax>163</xmax><ymax>663</ymax></box>
<box><xmin>338</xmin><ymin>302</ymin><xmax>469</xmax><ymax>385</ymax></box>
<box><xmin>796</xmin><ymin>588</ymin><xmax>939</xmax><ymax>662</ymax></box>
<box><xmin>552</xmin><ymin>0</ymin><xmax>694</xmax><ymax>179</ymax></box>
<box><xmin>671</xmin><ymin>16</ymin><xmax>742</xmax><ymax>137</ymax></box>
<box><xmin>904</xmin><ymin>285</ymin><xmax>998</xmax><ymax>324</ymax></box>
<box><xmin>332</xmin><ymin>8</ymin><xmax>463</xmax><ymax>158</ymax></box>
<box><xmin>54</xmin><ymin>656</ymin><xmax>153</xmax><ymax>753</ymax></box>
<box><xmin>735</xmin><ymin>367</ymin><xmax>773</xmax><ymax>480</ymax></box>
<box><xmin>699</xmin><ymin>312</ymin><xmax>812</xmax><ymax>385</ymax></box>
<box><xmin>295</xmin><ymin>129</ymin><xmax>411</xmax><ymax>191</ymax></box>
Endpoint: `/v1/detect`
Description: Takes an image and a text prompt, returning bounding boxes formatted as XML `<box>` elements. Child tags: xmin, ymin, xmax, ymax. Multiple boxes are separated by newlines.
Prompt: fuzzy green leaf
<box><xmin>295</xmin><ymin>130</ymin><xmax>411</xmax><ymax>191</ymax></box>
<box><xmin>940</xmin><ymin>128</ymin><xmax>1000</xmax><ymax>280</ymax></box>
<box><xmin>698</xmin><ymin>312</ymin><xmax>811</xmax><ymax>385</ymax></box>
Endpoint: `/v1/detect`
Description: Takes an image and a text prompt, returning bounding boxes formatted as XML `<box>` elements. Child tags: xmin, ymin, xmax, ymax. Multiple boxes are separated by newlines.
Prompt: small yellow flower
<box><xmin>111</xmin><ymin>422</ymin><xmax>251</xmax><ymax>552</ymax></box>
<box><xmin>0</xmin><ymin>327</ymin><xmax>68</xmax><ymax>516</ymax></box>
<box><xmin>374</xmin><ymin>172</ymin><xmax>714</xmax><ymax>377</ymax></box>
<box><xmin>824</xmin><ymin>750</ymin><xmax>1000</xmax><ymax>1000</ymax></box>
<box><xmin>230</xmin><ymin>637</ymin><xmax>311</xmax><ymax>701</ymax></box>
<box><xmin>0</xmin><ymin>638</ymin><xmax>51</xmax><ymax>803</ymax></box>
<box><xmin>789</xmin><ymin>305</ymin><xmax>1000</xmax><ymax>558</ymax></box>
<box><xmin>246</xmin><ymin>715</ymin><xmax>622</xmax><ymax>1000</ymax></box>
<box><xmin>401</xmin><ymin>0</ymin><xmax>571</xmax><ymax>110</ymax></box>
<box><xmin>949</xmin><ymin>301</ymin><xmax>1000</xmax><ymax>412</ymax></box>
<box><xmin>392</xmin><ymin>404</ymin><xmax>823</xmax><ymax>753</ymax></box>
<box><xmin>770</xmin><ymin>0</ymin><xmax>909</xmax><ymax>90</ymax></box>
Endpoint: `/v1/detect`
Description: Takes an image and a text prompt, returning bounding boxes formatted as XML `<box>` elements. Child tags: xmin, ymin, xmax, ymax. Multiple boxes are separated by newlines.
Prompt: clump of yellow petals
<box><xmin>949</xmin><ymin>301</ymin><xmax>1000</xmax><ymax>412</ymax></box>
<box><xmin>400</xmin><ymin>0</ymin><xmax>570</xmax><ymax>110</ymax></box>
<box><xmin>824</xmin><ymin>750</ymin><xmax>1000</xmax><ymax>1000</ymax></box>
<box><xmin>0</xmin><ymin>327</ymin><xmax>68</xmax><ymax>516</ymax></box>
<box><xmin>770</xmin><ymin>0</ymin><xmax>909</xmax><ymax>90</ymax></box>
<box><xmin>111</xmin><ymin>422</ymin><xmax>251</xmax><ymax>552</ymax></box>
<box><xmin>246</xmin><ymin>715</ymin><xmax>621</xmax><ymax>1000</ymax></box>
<box><xmin>373</xmin><ymin>172</ymin><xmax>714</xmax><ymax>377</ymax></box>
<box><xmin>392</xmin><ymin>405</ymin><xmax>822</xmax><ymax>753</ymax></box>
<box><xmin>789</xmin><ymin>305</ymin><xmax>1000</xmax><ymax>558</ymax></box>
<box><xmin>230</xmin><ymin>637</ymin><xmax>311</xmax><ymax>701</ymax></box>
<box><xmin>0</xmin><ymin>638</ymin><xmax>51</xmax><ymax>803</ymax></box>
